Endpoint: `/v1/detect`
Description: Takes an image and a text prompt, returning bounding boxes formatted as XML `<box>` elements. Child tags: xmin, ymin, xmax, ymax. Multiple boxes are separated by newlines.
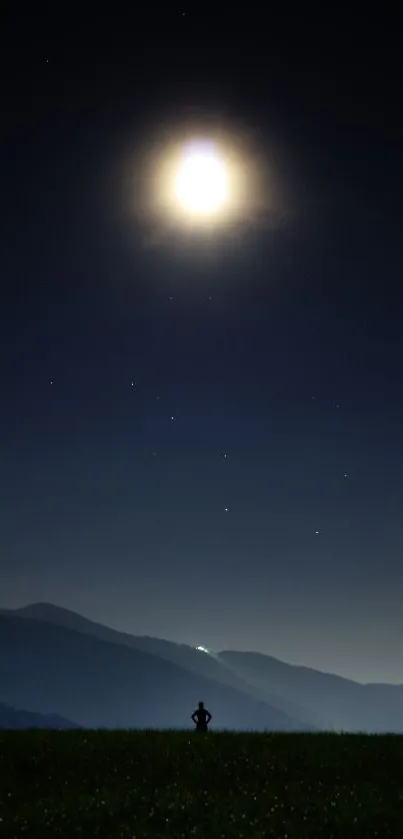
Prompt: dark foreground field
<box><xmin>1</xmin><ymin>731</ymin><xmax>403</xmax><ymax>838</ymax></box>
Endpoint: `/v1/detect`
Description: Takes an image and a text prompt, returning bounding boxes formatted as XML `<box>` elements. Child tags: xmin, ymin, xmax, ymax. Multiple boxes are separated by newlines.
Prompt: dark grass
<box><xmin>1</xmin><ymin>731</ymin><xmax>403</xmax><ymax>837</ymax></box>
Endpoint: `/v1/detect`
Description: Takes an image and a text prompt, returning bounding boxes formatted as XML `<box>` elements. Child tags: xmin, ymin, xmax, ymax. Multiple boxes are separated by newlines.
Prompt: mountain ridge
<box><xmin>0</xmin><ymin>602</ymin><xmax>315</xmax><ymax>725</ymax></box>
<box><xmin>0</xmin><ymin>612</ymin><xmax>311</xmax><ymax>731</ymax></box>
<box><xmin>0</xmin><ymin>702</ymin><xmax>79</xmax><ymax>729</ymax></box>
<box><xmin>2</xmin><ymin>602</ymin><xmax>403</xmax><ymax>731</ymax></box>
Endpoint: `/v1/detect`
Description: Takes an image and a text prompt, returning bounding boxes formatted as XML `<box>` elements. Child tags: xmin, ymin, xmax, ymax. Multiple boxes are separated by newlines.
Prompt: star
<box><xmin>131</xmin><ymin>381</ymin><xmax>135</xmax><ymax>388</ymax></box>
<box><xmin>315</xmin><ymin>530</ymin><xmax>320</xmax><ymax>536</ymax></box>
<box><xmin>342</xmin><ymin>473</ymin><xmax>348</xmax><ymax>479</ymax></box>
<box><xmin>170</xmin><ymin>415</ymin><xmax>176</xmax><ymax>421</ymax></box>
<box><xmin>224</xmin><ymin>507</ymin><xmax>230</xmax><ymax>513</ymax></box>
<box><xmin>49</xmin><ymin>379</ymin><xmax>54</xmax><ymax>385</ymax></box>
<box><xmin>222</xmin><ymin>452</ymin><xmax>228</xmax><ymax>459</ymax></box>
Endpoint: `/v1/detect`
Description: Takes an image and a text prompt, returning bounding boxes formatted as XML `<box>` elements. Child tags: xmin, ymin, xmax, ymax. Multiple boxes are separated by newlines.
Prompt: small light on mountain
<box><xmin>196</xmin><ymin>645</ymin><xmax>210</xmax><ymax>654</ymax></box>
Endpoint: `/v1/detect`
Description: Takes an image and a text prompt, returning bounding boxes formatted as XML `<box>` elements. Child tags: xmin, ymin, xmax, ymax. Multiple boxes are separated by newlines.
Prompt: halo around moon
<box><xmin>122</xmin><ymin>115</ymin><xmax>286</xmax><ymax>245</ymax></box>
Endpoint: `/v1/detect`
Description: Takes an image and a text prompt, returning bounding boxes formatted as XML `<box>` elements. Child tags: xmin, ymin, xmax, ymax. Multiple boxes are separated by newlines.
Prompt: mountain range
<box><xmin>1</xmin><ymin>602</ymin><xmax>402</xmax><ymax>731</ymax></box>
<box><xmin>0</xmin><ymin>702</ymin><xmax>78</xmax><ymax>730</ymax></box>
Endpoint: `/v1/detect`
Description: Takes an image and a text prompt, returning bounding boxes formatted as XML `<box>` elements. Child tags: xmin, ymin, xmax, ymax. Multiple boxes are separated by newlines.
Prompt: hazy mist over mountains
<box><xmin>1</xmin><ymin>603</ymin><xmax>403</xmax><ymax>732</ymax></box>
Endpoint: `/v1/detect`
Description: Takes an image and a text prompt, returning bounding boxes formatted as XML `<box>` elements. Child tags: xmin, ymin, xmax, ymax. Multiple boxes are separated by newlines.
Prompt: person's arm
<box><xmin>207</xmin><ymin>711</ymin><xmax>212</xmax><ymax>723</ymax></box>
<box><xmin>191</xmin><ymin>712</ymin><xmax>197</xmax><ymax>723</ymax></box>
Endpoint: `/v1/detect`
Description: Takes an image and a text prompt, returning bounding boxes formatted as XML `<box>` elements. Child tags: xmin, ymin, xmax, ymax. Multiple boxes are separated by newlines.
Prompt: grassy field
<box><xmin>0</xmin><ymin>730</ymin><xmax>402</xmax><ymax>837</ymax></box>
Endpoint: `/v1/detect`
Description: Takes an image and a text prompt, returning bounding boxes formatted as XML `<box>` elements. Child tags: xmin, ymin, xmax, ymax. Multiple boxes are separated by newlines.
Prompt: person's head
<box><xmin>198</xmin><ymin>701</ymin><xmax>204</xmax><ymax>709</ymax></box>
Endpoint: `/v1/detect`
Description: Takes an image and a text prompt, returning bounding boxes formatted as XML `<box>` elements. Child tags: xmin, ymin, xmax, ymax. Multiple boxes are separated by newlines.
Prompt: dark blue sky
<box><xmin>1</xmin><ymin>8</ymin><xmax>403</xmax><ymax>683</ymax></box>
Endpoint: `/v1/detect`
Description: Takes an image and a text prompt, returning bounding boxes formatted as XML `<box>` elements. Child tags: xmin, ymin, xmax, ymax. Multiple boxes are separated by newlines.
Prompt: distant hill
<box><xmin>218</xmin><ymin>650</ymin><xmax>403</xmax><ymax>732</ymax></box>
<box><xmin>0</xmin><ymin>613</ymin><xmax>309</xmax><ymax>731</ymax></box>
<box><xmin>0</xmin><ymin>702</ymin><xmax>79</xmax><ymax>729</ymax></box>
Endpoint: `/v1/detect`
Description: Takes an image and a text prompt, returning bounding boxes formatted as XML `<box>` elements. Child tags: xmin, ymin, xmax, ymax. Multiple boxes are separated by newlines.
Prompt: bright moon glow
<box><xmin>196</xmin><ymin>645</ymin><xmax>210</xmax><ymax>654</ymax></box>
<box><xmin>132</xmin><ymin>125</ymin><xmax>272</xmax><ymax>235</ymax></box>
<box><xmin>174</xmin><ymin>143</ymin><xmax>229</xmax><ymax>217</ymax></box>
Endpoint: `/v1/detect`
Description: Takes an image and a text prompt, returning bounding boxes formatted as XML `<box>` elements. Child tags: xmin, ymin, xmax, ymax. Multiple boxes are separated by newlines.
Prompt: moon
<box><xmin>125</xmin><ymin>119</ymin><xmax>282</xmax><ymax>241</ymax></box>
<box><xmin>154</xmin><ymin>134</ymin><xmax>246</xmax><ymax>230</ymax></box>
<box><xmin>173</xmin><ymin>142</ymin><xmax>229</xmax><ymax>217</ymax></box>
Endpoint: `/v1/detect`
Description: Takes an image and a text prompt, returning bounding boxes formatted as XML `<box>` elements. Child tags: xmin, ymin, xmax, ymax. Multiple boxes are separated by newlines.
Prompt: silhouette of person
<box><xmin>191</xmin><ymin>701</ymin><xmax>212</xmax><ymax>732</ymax></box>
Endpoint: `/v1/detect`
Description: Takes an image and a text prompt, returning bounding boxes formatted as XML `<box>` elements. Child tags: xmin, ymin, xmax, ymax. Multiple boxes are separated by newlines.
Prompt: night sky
<box><xmin>1</xmin><ymin>8</ymin><xmax>403</xmax><ymax>684</ymax></box>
